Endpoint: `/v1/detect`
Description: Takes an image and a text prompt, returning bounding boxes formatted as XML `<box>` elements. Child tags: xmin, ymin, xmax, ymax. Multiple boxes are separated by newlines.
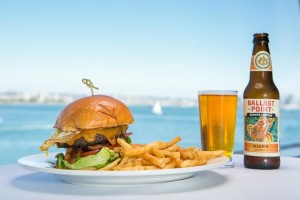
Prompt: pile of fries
<box><xmin>98</xmin><ymin>136</ymin><xmax>224</xmax><ymax>171</ymax></box>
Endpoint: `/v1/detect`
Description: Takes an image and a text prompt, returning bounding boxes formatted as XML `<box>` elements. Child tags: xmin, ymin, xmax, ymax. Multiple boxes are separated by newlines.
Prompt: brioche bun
<box><xmin>54</xmin><ymin>95</ymin><xmax>134</xmax><ymax>131</ymax></box>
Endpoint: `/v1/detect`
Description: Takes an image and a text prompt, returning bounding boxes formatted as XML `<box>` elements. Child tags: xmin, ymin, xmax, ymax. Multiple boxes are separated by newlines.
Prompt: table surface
<box><xmin>1</xmin><ymin>154</ymin><xmax>299</xmax><ymax>200</ymax></box>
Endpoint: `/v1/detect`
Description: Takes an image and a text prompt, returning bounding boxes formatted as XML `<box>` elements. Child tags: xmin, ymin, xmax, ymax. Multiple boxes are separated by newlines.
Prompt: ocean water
<box><xmin>0</xmin><ymin>104</ymin><xmax>299</xmax><ymax>165</ymax></box>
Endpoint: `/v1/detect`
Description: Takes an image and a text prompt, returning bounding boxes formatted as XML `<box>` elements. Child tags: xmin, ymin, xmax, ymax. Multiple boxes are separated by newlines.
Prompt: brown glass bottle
<box><xmin>243</xmin><ymin>33</ymin><xmax>280</xmax><ymax>169</ymax></box>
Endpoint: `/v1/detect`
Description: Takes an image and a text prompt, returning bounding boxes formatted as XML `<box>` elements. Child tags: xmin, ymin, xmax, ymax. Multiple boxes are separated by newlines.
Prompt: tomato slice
<box><xmin>80</xmin><ymin>149</ymin><xmax>100</xmax><ymax>157</ymax></box>
<box><xmin>80</xmin><ymin>145</ymin><xmax>119</xmax><ymax>157</ymax></box>
<box><xmin>107</xmin><ymin>146</ymin><xmax>114</xmax><ymax>150</ymax></box>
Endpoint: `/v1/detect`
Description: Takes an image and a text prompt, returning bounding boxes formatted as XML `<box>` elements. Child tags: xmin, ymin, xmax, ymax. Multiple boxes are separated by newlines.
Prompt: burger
<box><xmin>40</xmin><ymin>95</ymin><xmax>134</xmax><ymax>170</ymax></box>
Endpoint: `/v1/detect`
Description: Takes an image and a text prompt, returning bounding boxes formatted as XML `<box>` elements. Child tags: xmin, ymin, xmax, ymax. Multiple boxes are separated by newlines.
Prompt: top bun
<box><xmin>54</xmin><ymin>95</ymin><xmax>134</xmax><ymax>131</ymax></box>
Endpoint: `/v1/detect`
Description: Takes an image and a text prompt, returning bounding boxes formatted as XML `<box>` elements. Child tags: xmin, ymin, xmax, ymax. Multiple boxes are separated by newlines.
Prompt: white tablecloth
<box><xmin>1</xmin><ymin>155</ymin><xmax>299</xmax><ymax>200</ymax></box>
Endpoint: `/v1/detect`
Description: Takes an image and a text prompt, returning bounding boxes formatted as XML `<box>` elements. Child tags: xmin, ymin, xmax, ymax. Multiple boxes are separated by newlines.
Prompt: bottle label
<box><xmin>244</xmin><ymin>99</ymin><xmax>280</xmax><ymax>157</ymax></box>
<box><xmin>251</xmin><ymin>51</ymin><xmax>272</xmax><ymax>71</ymax></box>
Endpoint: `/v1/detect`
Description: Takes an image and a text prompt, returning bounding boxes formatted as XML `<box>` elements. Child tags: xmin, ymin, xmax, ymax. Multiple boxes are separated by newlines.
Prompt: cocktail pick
<box><xmin>82</xmin><ymin>78</ymin><xmax>99</xmax><ymax>96</ymax></box>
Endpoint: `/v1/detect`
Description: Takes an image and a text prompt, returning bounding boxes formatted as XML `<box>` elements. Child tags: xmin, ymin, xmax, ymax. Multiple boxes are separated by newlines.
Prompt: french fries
<box><xmin>99</xmin><ymin>136</ymin><xmax>224</xmax><ymax>171</ymax></box>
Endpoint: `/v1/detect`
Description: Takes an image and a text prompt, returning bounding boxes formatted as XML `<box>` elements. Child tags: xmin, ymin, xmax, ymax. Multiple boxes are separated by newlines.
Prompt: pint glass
<box><xmin>198</xmin><ymin>90</ymin><xmax>238</xmax><ymax>159</ymax></box>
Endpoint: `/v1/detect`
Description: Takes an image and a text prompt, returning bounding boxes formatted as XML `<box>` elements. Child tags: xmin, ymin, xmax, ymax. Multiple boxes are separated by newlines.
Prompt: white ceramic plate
<box><xmin>18</xmin><ymin>153</ymin><xmax>229</xmax><ymax>185</ymax></box>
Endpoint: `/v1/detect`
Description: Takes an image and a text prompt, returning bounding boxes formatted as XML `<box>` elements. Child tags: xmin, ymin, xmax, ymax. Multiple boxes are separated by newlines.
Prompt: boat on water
<box><xmin>282</xmin><ymin>95</ymin><xmax>300</xmax><ymax>110</ymax></box>
<box><xmin>152</xmin><ymin>101</ymin><xmax>163</xmax><ymax>115</ymax></box>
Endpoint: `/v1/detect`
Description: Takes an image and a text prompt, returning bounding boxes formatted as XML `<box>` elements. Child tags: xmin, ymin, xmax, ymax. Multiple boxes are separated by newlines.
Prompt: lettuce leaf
<box><xmin>61</xmin><ymin>147</ymin><xmax>119</xmax><ymax>170</ymax></box>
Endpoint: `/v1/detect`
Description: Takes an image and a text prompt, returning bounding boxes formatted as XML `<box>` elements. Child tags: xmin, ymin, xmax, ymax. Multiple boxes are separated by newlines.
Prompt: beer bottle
<box><xmin>243</xmin><ymin>33</ymin><xmax>280</xmax><ymax>169</ymax></box>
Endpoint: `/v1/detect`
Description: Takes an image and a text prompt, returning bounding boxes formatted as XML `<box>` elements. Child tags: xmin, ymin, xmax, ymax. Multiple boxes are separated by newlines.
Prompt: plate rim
<box><xmin>17</xmin><ymin>152</ymin><xmax>229</xmax><ymax>177</ymax></box>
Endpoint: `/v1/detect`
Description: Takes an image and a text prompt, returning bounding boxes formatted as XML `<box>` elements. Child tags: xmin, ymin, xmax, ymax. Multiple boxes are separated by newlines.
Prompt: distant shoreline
<box><xmin>1</xmin><ymin>91</ymin><xmax>300</xmax><ymax>109</ymax></box>
<box><xmin>0</xmin><ymin>91</ymin><xmax>198</xmax><ymax>107</ymax></box>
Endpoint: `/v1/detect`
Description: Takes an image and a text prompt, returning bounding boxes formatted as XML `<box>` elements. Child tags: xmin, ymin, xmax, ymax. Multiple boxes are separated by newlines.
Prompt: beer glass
<box><xmin>198</xmin><ymin>90</ymin><xmax>238</xmax><ymax>166</ymax></box>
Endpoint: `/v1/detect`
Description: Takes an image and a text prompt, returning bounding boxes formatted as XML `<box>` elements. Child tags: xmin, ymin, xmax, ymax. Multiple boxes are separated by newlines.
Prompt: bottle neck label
<box><xmin>251</xmin><ymin>51</ymin><xmax>272</xmax><ymax>71</ymax></box>
<box><xmin>244</xmin><ymin>99</ymin><xmax>280</xmax><ymax>157</ymax></box>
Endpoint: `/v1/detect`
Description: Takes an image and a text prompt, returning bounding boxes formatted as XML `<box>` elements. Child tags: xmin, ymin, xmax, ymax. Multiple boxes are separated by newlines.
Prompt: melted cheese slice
<box><xmin>40</xmin><ymin>125</ymin><xmax>128</xmax><ymax>151</ymax></box>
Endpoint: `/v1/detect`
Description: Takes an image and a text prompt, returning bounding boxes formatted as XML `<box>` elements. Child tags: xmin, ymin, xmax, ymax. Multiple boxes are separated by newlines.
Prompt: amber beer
<box><xmin>244</xmin><ymin>33</ymin><xmax>280</xmax><ymax>169</ymax></box>
<box><xmin>198</xmin><ymin>91</ymin><xmax>238</xmax><ymax>158</ymax></box>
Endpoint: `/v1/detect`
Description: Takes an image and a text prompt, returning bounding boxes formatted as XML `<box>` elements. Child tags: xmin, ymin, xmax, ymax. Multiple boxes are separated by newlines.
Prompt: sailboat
<box><xmin>152</xmin><ymin>100</ymin><xmax>163</xmax><ymax>115</ymax></box>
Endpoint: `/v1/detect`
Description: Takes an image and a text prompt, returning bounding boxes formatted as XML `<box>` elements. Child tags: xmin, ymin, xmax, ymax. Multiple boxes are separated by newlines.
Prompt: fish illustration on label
<box><xmin>244</xmin><ymin>99</ymin><xmax>279</xmax><ymax>156</ymax></box>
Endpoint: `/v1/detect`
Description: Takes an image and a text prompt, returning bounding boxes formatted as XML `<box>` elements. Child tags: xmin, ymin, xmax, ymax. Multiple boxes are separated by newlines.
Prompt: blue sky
<box><xmin>0</xmin><ymin>0</ymin><xmax>299</xmax><ymax>98</ymax></box>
